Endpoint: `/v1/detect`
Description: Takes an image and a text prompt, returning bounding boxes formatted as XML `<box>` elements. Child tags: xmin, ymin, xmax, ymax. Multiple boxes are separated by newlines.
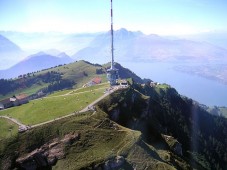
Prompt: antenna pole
<box><xmin>107</xmin><ymin>0</ymin><xmax>119</xmax><ymax>86</ymax></box>
<box><xmin>111</xmin><ymin>0</ymin><xmax>114</xmax><ymax>69</ymax></box>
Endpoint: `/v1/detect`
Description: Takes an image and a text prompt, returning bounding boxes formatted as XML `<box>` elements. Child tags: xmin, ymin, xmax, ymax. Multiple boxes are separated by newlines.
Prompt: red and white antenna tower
<box><xmin>107</xmin><ymin>0</ymin><xmax>119</xmax><ymax>86</ymax></box>
<box><xmin>110</xmin><ymin>0</ymin><xmax>114</xmax><ymax>69</ymax></box>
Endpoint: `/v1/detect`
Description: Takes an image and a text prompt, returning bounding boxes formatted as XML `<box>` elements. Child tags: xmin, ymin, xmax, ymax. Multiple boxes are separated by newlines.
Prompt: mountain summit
<box><xmin>0</xmin><ymin>34</ymin><xmax>25</xmax><ymax>69</ymax></box>
<box><xmin>0</xmin><ymin>52</ymin><xmax>73</xmax><ymax>79</ymax></box>
<box><xmin>0</xmin><ymin>34</ymin><xmax>22</xmax><ymax>53</ymax></box>
<box><xmin>72</xmin><ymin>28</ymin><xmax>142</xmax><ymax>64</ymax></box>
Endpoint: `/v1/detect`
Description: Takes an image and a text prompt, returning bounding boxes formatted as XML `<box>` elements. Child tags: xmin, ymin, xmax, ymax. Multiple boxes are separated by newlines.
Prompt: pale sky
<box><xmin>0</xmin><ymin>0</ymin><xmax>227</xmax><ymax>35</ymax></box>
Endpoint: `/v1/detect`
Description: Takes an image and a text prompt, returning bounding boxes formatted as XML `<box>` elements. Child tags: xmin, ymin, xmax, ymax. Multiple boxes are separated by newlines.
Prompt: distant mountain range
<box><xmin>0</xmin><ymin>34</ymin><xmax>25</xmax><ymax>69</ymax></box>
<box><xmin>0</xmin><ymin>31</ymin><xmax>98</xmax><ymax>55</ymax></box>
<box><xmin>0</xmin><ymin>34</ymin><xmax>22</xmax><ymax>53</ymax></box>
<box><xmin>0</xmin><ymin>52</ymin><xmax>73</xmax><ymax>79</ymax></box>
<box><xmin>72</xmin><ymin>28</ymin><xmax>227</xmax><ymax>64</ymax></box>
<box><xmin>1</xmin><ymin>28</ymin><xmax>227</xmax><ymax>78</ymax></box>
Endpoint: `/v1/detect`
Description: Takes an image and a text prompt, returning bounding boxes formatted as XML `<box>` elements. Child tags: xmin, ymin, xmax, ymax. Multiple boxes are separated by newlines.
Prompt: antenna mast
<box><xmin>110</xmin><ymin>0</ymin><xmax>114</xmax><ymax>69</ymax></box>
<box><xmin>107</xmin><ymin>0</ymin><xmax>119</xmax><ymax>86</ymax></box>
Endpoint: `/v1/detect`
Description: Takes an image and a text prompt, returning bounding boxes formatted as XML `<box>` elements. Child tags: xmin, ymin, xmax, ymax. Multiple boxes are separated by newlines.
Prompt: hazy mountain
<box><xmin>72</xmin><ymin>28</ymin><xmax>143</xmax><ymax>63</ymax></box>
<box><xmin>0</xmin><ymin>34</ymin><xmax>25</xmax><ymax>69</ymax></box>
<box><xmin>72</xmin><ymin>28</ymin><xmax>227</xmax><ymax>64</ymax></box>
<box><xmin>59</xmin><ymin>33</ymin><xmax>100</xmax><ymax>55</ymax></box>
<box><xmin>44</xmin><ymin>49</ymin><xmax>63</xmax><ymax>56</ymax></box>
<box><xmin>0</xmin><ymin>31</ymin><xmax>98</xmax><ymax>56</ymax></box>
<box><xmin>177</xmin><ymin>31</ymin><xmax>227</xmax><ymax>50</ymax></box>
<box><xmin>0</xmin><ymin>52</ymin><xmax>73</xmax><ymax>79</ymax></box>
<box><xmin>0</xmin><ymin>34</ymin><xmax>22</xmax><ymax>53</ymax></box>
<box><xmin>133</xmin><ymin>35</ymin><xmax>227</xmax><ymax>62</ymax></box>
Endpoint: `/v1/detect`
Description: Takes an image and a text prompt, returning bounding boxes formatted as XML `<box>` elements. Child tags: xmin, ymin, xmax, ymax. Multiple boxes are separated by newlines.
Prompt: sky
<box><xmin>0</xmin><ymin>0</ymin><xmax>227</xmax><ymax>35</ymax></box>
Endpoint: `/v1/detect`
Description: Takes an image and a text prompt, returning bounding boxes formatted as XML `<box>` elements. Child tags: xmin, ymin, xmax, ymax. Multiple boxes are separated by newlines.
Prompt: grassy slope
<box><xmin>0</xmin><ymin>119</ymin><xmax>18</xmax><ymax>140</ymax></box>
<box><xmin>49</xmin><ymin>82</ymin><xmax>109</xmax><ymax>97</ymax></box>
<box><xmin>36</xmin><ymin>61</ymin><xmax>107</xmax><ymax>88</ymax></box>
<box><xmin>97</xmin><ymin>86</ymin><xmax>191</xmax><ymax>170</ymax></box>
<box><xmin>0</xmin><ymin>60</ymin><xmax>107</xmax><ymax>101</ymax></box>
<box><xmin>127</xmin><ymin>141</ymin><xmax>176</xmax><ymax>170</ymax></box>
<box><xmin>0</xmin><ymin>60</ymin><xmax>142</xmax><ymax>101</ymax></box>
<box><xmin>0</xmin><ymin>84</ymin><xmax>108</xmax><ymax>125</ymax></box>
<box><xmin>0</xmin><ymin>88</ymin><xmax>180</xmax><ymax>170</ymax></box>
<box><xmin>219</xmin><ymin>107</ymin><xmax>227</xmax><ymax>118</ymax></box>
<box><xmin>206</xmin><ymin>106</ymin><xmax>227</xmax><ymax>118</ymax></box>
<box><xmin>0</xmin><ymin>62</ymin><xmax>189</xmax><ymax>169</ymax></box>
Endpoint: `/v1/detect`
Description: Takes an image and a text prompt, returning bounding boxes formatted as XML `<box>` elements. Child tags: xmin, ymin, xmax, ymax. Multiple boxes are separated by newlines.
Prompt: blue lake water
<box><xmin>121</xmin><ymin>62</ymin><xmax>227</xmax><ymax>107</ymax></box>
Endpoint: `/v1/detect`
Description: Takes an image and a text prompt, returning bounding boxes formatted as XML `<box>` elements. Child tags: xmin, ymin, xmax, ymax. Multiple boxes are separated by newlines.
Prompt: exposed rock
<box><xmin>46</xmin><ymin>143</ymin><xmax>65</xmax><ymax>163</ymax></box>
<box><xmin>173</xmin><ymin>142</ymin><xmax>182</xmax><ymax>156</ymax></box>
<box><xmin>16</xmin><ymin>132</ymin><xmax>80</xmax><ymax>169</ymax></box>
<box><xmin>110</xmin><ymin>108</ymin><xmax>120</xmax><ymax>121</ymax></box>
<box><xmin>103</xmin><ymin>156</ymin><xmax>125</xmax><ymax>170</ymax></box>
<box><xmin>141</xmin><ymin>98</ymin><xmax>150</xmax><ymax>118</ymax></box>
<box><xmin>60</xmin><ymin>132</ymin><xmax>80</xmax><ymax>145</ymax></box>
<box><xmin>162</xmin><ymin>135</ymin><xmax>183</xmax><ymax>156</ymax></box>
<box><xmin>90</xmin><ymin>156</ymin><xmax>132</xmax><ymax>170</ymax></box>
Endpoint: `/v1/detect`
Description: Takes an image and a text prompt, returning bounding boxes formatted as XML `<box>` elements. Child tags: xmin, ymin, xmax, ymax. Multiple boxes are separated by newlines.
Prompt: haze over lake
<box><xmin>122</xmin><ymin>62</ymin><xmax>227</xmax><ymax>107</ymax></box>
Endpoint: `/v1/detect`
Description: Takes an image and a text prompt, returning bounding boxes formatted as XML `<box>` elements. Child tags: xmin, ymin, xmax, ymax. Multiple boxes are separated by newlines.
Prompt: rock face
<box><xmin>93</xmin><ymin>156</ymin><xmax>126</xmax><ymax>170</ymax></box>
<box><xmin>162</xmin><ymin>135</ymin><xmax>183</xmax><ymax>156</ymax></box>
<box><xmin>103</xmin><ymin>156</ymin><xmax>125</xmax><ymax>170</ymax></box>
<box><xmin>109</xmin><ymin>108</ymin><xmax>120</xmax><ymax>121</ymax></box>
<box><xmin>16</xmin><ymin>132</ymin><xmax>80</xmax><ymax>169</ymax></box>
<box><xmin>173</xmin><ymin>142</ymin><xmax>183</xmax><ymax>156</ymax></box>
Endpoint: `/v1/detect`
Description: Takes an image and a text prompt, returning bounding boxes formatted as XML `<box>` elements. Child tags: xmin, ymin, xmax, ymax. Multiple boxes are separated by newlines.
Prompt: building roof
<box><xmin>15</xmin><ymin>94</ymin><xmax>28</xmax><ymax>100</ymax></box>
<box><xmin>91</xmin><ymin>77</ymin><xmax>102</xmax><ymax>84</ymax></box>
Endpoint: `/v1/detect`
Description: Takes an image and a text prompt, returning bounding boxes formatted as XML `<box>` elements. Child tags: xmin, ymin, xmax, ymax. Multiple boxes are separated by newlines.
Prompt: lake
<box><xmin>121</xmin><ymin>62</ymin><xmax>227</xmax><ymax>107</ymax></box>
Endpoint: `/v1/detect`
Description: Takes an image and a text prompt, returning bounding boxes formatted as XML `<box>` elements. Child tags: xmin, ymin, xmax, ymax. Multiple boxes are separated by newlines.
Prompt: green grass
<box><xmin>126</xmin><ymin>140</ymin><xmax>176</xmax><ymax>170</ymax></box>
<box><xmin>153</xmin><ymin>84</ymin><xmax>172</xmax><ymax>96</ymax></box>
<box><xmin>0</xmin><ymin>110</ymin><xmax>141</xmax><ymax>170</ymax></box>
<box><xmin>48</xmin><ymin>82</ymin><xmax>109</xmax><ymax>97</ymax></box>
<box><xmin>0</xmin><ymin>60</ymin><xmax>108</xmax><ymax>101</ymax></box>
<box><xmin>0</xmin><ymin>87</ymin><xmax>106</xmax><ymax>125</ymax></box>
<box><xmin>0</xmin><ymin>86</ymin><xmax>187</xmax><ymax>170</ymax></box>
<box><xmin>157</xmin><ymin>84</ymin><xmax>171</xmax><ymax>90</ymax></box>
<box><xmin>35</xmin><ymin>61</ymin><xmax>108</xmax><ymax>88</ymax></box>
<box><xmin>48</xmin><ymin>89</ymin><xmax>74</xmax><ymax>97</ymax></box>
<box><xmin>219</xmin><ymin>107</ymin><xmax>227</xmax><ymax>118</ymax></box>
<box><xmin>0</xmin><ymin>119</ymin><xmax>18</xmax><ymax>140</ymax></box>
<box><xmin>54</xmin><ymin>130</ymin><xmax>128</xmax><ymax>170</ymax></box>
<box><xmin>70</xmin><ymin>83</ymin><xmax>109</xmax><ymax>94</ymax></box>
<box><xmin>52</xmin><ymin>113</ymin><xmax>141</xmax><ymax>170</ymax></box>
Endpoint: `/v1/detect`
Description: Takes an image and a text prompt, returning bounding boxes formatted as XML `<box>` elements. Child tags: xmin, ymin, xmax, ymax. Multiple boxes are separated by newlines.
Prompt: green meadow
<box><xmin>0</xmin><ymin>119</ymin><xmax>18</xmax><ymax>140</ymax></box>
<box><xmin>49</xmin><ymin>82</ymin><xmax>109</xmax><ymax>97</ymax></box>
<box><xmin>0</xmin><ymin>85</ymin><xmax>108</xmax><ymax>126</ymax></box>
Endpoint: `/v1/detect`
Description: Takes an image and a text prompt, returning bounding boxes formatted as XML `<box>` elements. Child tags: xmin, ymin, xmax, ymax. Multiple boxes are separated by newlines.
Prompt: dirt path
<box><xmin>0</xmin><ymin>115</ymin><xmax>25</xmax><ymax>127</ymax></box>
<box><xmin>0</xmin><ymin>85</ymin><xmax>122</xmax><ymax>131</ymax></box>
<box><xmin>31</xmin><ymin>85</ymin><xmax>120</xmax><ymax>128</ymax></box>
<box><xmin>45</xmin><ymin>86</ymin><xmax>108</xmax><ymax>99</ymax></box>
